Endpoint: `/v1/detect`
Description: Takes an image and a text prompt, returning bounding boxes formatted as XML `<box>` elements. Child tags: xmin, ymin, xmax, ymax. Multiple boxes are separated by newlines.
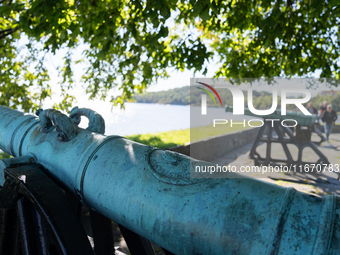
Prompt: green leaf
<box><xmin>200</xmin><ymin>6</ymin><xmax>210</xmax><ymax>21</ymax></box>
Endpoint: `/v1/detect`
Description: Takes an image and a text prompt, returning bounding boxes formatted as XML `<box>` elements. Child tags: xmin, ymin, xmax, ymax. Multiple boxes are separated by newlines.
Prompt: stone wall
<box><xmin>168</xmin><ymin>124</ymin><xmax>340</xmax><ymax>161</ymax></box>
<box><xmin>331</xmin><ymin>124</ymin><xmax>340</xmax><ymax>133</ymax></box>
<box><xmin>168</xmin><ymin>127</ymin><xmax>260</xmax><ymax>161</ymax></box>
<box><xmin>316</xmin><ymin>124</ymin><xmax>340</xmax><ymax>133</ymax></box>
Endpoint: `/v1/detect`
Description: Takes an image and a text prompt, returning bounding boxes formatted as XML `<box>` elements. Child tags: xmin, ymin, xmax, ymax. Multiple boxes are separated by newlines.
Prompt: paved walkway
<box><xmin>212</xmin><ymin>133</ymin><xmax>340</xmax><ymax>196</ymax></box>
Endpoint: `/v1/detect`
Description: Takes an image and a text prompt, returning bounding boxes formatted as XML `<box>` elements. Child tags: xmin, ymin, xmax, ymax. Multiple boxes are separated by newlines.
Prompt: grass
<box><xmin>190</xmin><ymin>122</ymin><xmax>260</xmax><ymax>142</ymax></box>
<box><xmin>126</xmin><ymin>129</ymin><xmax>190</xmax><ymax>148</ymax></box>
<box><xmin>0</xmin><ymin>151</ymin><xmax>11</xmax><ymax>159</ymax></box>
<box><xmin>127</xmin><ymin>123</ymin><xmax>260</xmax><ymax>148</ymax></box>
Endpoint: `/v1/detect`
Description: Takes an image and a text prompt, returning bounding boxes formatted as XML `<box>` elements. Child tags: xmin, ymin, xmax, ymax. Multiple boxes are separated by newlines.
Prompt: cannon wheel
<box><xmin>0</xmin><ymin>163</ymin><xmax>95</xmax><ymax>255</ymax></box>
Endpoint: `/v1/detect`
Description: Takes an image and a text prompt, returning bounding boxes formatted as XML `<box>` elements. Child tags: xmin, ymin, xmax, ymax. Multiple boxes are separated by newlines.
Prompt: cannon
<box><xmin>0</xmin><ymin>105</ymin><xmax>340</xmax><ymax>254</ymax></box>
<box><xmin>225</xmin><ymin>105</ymin><xmax>329</xmax><ymax>167</ymax></box>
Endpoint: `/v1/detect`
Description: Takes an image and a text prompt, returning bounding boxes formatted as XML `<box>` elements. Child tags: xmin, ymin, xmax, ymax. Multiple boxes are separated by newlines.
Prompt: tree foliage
<box><xmin>0</xmin><ymin>0</ymin><xmax>339</xmax><ymax>112</ymax></box>
<box><xmin>309</xmin><ymin>92</ymin><xmax>340</xmax><ymax>113</ymax></box>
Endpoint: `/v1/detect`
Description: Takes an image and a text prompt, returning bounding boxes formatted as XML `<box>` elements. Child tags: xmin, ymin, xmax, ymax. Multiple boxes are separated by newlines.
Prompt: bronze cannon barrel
<box><xmin>0</xmin><ymin>105</ymin><xmax>339</xmax><ymax>254</ymax></box>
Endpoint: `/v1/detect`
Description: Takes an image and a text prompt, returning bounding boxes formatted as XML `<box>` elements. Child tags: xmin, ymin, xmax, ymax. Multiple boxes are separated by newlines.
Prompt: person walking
<box><xmin>319</xmin><ymin>101</ymin><xmax>328</xmax><ymax>116</ymax></box>
<box><xmin>321</xmin><ymin>104</ymin><xmax>337</xmax><ymax>140</ymax></box>
<box><xmin>307</xmin><ymin>103</ymin><xmax>318</xmax><ymax>114</ymax></box>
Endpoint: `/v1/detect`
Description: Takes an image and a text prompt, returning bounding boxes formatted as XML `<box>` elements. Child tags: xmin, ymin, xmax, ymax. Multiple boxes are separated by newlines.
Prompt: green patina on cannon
<box><xmin>226</xmin><ymin>105</ymin><xmax>329</xmax><ymax>167</ymax></box>
<box><xmin>0</xmin><ymin>105</ymin><xmax>339</xmax><ymax>254</ymax></box>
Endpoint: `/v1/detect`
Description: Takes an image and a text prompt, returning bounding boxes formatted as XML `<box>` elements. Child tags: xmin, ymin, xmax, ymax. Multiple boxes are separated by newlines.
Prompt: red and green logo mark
<box><xmin>196</xmin><ymin>82</ymin><xmax>222</xmax><ymax>106</ymax></box>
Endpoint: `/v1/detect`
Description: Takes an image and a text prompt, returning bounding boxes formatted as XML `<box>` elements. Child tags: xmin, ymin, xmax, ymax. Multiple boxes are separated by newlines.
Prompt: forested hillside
<box><xmin>132</xmin><ymin>86</ymin><xmax>340</xmax><ymax>112</ymax></box>
<box><xmin>133</xmin><ymin>86</ymin><xmax>190</xmax><ymax>105</ymax></box>
<box><xmin>133</xmin><ymin>86</ymin><xmax>274</xmax><ymax>108</ymax></box>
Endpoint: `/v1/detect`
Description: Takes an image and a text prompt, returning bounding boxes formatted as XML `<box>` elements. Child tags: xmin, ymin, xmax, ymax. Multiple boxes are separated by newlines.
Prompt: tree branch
<box><xmin>0</xmin><ymin>28</ymin><xmax>14</xmax><ymax>34</ymax></box>
<box><xmin>0</xmin><ymin>27</ymin><xmax>20</xmax><ymax>40</ymax></box>
<box><xmin>0</xmin><ymin>0</ymin><xmax>12</xmax><ymax>5</ymax></box>
<box><xmin>287</xmin><ymin>0</ymin><xmax>293</xmax><ymax>8</ymax></box>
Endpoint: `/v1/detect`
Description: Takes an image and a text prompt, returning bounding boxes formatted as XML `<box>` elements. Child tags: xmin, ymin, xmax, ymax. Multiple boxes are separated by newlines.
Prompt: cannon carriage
<box><xmin>225</xmin><ymin>105</ymin><xmax>329</xmax><ymax>168</ymax></box>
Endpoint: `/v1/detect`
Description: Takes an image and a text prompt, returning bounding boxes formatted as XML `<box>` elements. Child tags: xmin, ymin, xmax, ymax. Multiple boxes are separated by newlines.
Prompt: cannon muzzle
<box><xmin>0</xmin><ymin>105</ymin><xmax>339</xmax><ymax>254</ymax></box>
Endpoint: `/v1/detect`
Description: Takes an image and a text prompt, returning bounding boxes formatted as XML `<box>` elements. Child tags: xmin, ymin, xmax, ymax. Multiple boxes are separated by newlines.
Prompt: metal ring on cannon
<box><xmin>35</xmin><ymin>109</ymin><xmax>77</xmax><ymax>142</ymax></box>
<box><xmin>69</xmin><ymin>107</ymin><xmax>105</xmax><ymax>135</ymax></box>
